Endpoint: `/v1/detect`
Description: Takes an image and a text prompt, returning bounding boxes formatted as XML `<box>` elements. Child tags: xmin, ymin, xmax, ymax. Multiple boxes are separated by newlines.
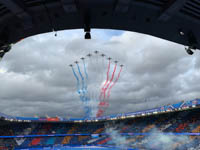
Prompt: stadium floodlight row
<box><xmin>1</xmin><ymin>99</ymin><xmax>200</xmax><ymax>123</ymax></box>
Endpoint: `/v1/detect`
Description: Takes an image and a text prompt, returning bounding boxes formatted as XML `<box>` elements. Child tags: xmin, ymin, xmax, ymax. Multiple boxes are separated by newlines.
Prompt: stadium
<box><xmin>0</xmin><ymin>0</ymin><xmax>200</xmax><ymax>150</ymax></box>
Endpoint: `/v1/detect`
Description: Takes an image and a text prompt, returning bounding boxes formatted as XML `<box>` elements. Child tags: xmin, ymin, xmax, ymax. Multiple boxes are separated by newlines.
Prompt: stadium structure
<box><xmin>0</xmin><ymin>0</ymin><xmax>200</xmax><ymax>150</ymax></box>
<box><xmin>0</xmin><ymin>0</ymin><xmax>200</xmax><ymax>57</ymax></box>
<box><xmin>0</xmin><ymin>99</ymin><xmax>200</xmax><ymax>149</ymax></box>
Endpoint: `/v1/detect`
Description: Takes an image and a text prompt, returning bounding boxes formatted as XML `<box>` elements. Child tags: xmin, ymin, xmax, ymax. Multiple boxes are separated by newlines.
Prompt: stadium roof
<box><xmin>0</xmin><ymin>0</ymin><xmax>199</xmax><ymax>49</ymax></box>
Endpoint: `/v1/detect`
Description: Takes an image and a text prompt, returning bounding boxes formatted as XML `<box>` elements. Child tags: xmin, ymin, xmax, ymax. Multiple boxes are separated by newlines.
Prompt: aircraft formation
<box><xmin>69</xmin><ymin>51</ymin><xmax>123</xmax><ymax>118</ymax></box>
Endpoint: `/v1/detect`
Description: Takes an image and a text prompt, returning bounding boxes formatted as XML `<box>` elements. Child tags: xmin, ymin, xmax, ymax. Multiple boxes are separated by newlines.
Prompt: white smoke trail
<box><xmin>143</xmin><ymin>128</ymin><xmax>190</xmax><ymax>150</ymax></box>
<box><xmin>105</xmin><ymin>126</ymin><xmax>128</xmax><ymax>149</ymax></box>
<box><xmin>104</xmin><ymin>125</ymin><xmax>198</xmax><ymax>150</ymax></box>
<box><xmin>88</xmin><ymin>99</ymin><xmax>99</xmax><ymax>117</ymax></box>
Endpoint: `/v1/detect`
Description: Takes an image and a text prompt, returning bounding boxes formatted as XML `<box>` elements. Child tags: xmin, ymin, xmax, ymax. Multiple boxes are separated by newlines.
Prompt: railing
<box><xmin>0</xmin><ymin>132</ymin><xmax>200</xmax><ymax>139</ymax></box>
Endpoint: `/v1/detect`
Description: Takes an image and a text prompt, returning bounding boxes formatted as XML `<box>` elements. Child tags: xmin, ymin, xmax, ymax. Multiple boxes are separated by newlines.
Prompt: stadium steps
<box><xmin>40</xmin><ymin>124</ymin><xmax>61</xmax><ymax>146</ymax></box>
<box><xmin>164</xmin><ymin>121</ymin><xmax>178</xmax><ymax>132</ymax></box>
<box><xmin>78</xmin><ymin>135</ymin><xmax>90</xmax><ymax>143</ymax></box>
<box><xmin>175</xmin><ymin>123</ymin><xmax>189</xmax><ymax>132</ymax></box>
<box><xmin>191</xmin><ymin>125</ymin><xmax>200</xmax><ymax>139</ymax></box>
<box><xmin>95</xmin><ymin>125</ymin><xmax>132</xmax><ymax>145</ymax></box>
<box><xmin>21</xmin><ymin>137</ymin><xmax>32</xmax><ymax>147</ymax></box>
<box><xmin>29</xmin><ymin>138</ymin><xmax>41</xmax><ymax>146</ymax></box>
<box><xmin>46</xmin><ymin>137</ymin><xmax>55</xmax><ymax>145</ymax></box>
<box><xmin>83</xmin><ymin>127</ymin><xmax>105</xmax><ymax>145</ymax></box>
<box><xmin>28</xmin><ymin>124</ymin><xmax>52</xmax><ymax>146</ymax></box>
<box><xmin>20</xmin><ymin>124</ymin><xmax>41</xmax><ymax>147</ymax></box>
<box><xmin>94</xmin><ymin>128</ymin><xmax>104</xmax><ymax>134</ymax></box>
<box><xmin>134</xmin><ymin>124</ymin><xmax>155</xmax><ymax>142</ymax></box>
<box><xmin>97</xmin><ymin>137</ymin><xmax>111</xmax><ymax>145</ymax></box>
<box><xmin>62</xmin><ymin>126</ymin><xmax>77</xmax><ymax>144</ymax></box>
<box><xmin>54</xmin><ymin>126</ymin><xmax>71</xmax><ymax>144</ymax></box>
<box><xmin>126</xmin><ymin>136</ymin><xmax>137</xmax><ymax>144</ymax></box>
<box><xmin>76</xmin><ymin>126</ymin><xmax>104</xmax><ymax>144</ymax></box>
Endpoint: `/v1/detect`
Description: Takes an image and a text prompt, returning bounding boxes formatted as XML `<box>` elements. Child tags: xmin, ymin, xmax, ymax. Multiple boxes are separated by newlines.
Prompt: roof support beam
<box><xmin>158</xmin><ymin>0</ymin><xmax>188</xmax><ymax>22</ymax></box>
<box><xmin>61</xmin><ymin>0</ymin><xmax>78</xmax><ymax>14</ymax></box>
<box><xmin>0</xmin><ymin>0</ymin><xmax>30</xmax><ymax>19</ymax></box>
<box><xmin>114</xmin><ymin>0</ymin><xmax>130</xmax><ymax>14</ymax></box>
<box><xmin>0</xmin><ymin>0</ymin><xmax>32</xmax><ymax>29</ymax></box>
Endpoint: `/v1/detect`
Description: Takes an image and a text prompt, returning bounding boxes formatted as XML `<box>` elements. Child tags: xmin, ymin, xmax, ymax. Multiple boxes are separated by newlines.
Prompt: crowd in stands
<box><xmin>0</xmin><ymin>108</ymin><xmax>200</xmax><ymax>150</ymax></box>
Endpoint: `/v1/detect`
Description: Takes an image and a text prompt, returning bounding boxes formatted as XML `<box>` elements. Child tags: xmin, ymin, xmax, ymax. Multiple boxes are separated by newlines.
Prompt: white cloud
<box><xmin>0</xmin><ymin>29</ymin><xmax>200</xmax><ymax>118</ymax></box>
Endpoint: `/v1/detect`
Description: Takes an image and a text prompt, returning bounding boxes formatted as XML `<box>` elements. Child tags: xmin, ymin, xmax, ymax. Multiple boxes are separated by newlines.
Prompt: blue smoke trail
<box><xmin>71</xmin><ymin>66</ymin><xmax>90</xmax><ymax>117</ymax></box>
<box><xmin>76</xmin><ymin>63</ymin><xmax>91</xmax><ymax>117</ymax></box>
<box><xmin>82</xmin><ymin>59</ymin><xmax>88</xmax><ymax>91</ymax></box>
<box><xmin>71</xmin><ymin>66</ymin><xmax>80</xmax><ymax>94</ymax></box>
<box><xmin>82</xmin><ymin>59</ymin><xmax>90</xmax><ymax>108</ymax></box>
<box><xmin>84</xmin><ymin>97</ymin><xmax>91</xmax><ymax>118</ymax></box>
<box><xmin>80</xmin><ymin>96</ymin><xmax>91</xmax><ymax>118</ymax></box>
<box><xmin>76</xmin><ymin>63</ymin><xmax>85</xmax><ymax>94</ymax></box>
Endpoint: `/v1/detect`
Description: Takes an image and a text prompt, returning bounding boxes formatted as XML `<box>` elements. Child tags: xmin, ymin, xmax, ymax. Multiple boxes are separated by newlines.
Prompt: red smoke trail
<box><xmin>96</xmin><ymin>63</ymin><xmax>117</xmax><ymax>117</ymax></box>
<box><xmin>99</xmin><ymin>101</ymin><xmax>109</xmax><ymax>107</ymax></box>
<box><xmin>107</xmin><ymin>66</ymin><xmax>123</xmax><ymax>99</ymax></box>
<box><xmin>103</xmin><ymin>63</ymin><xmax>117</xmax><ymax>100</ymax></box>
<box><xmin>96</xmin><ymin>101</ymin><xmax>109</xmax><ymax>117</ymax></box>
<box><xmin>96</xmin><ymin>108</ymin><xmax>104</xmax><ymax>117</ymax></box>
<box><xmin>97</xmin><ymin>60</ymin><xmax>111</xmax><ymax>117</ymax></box>
<box><xmin>99</xmin><ymin>59</ymin><xmax>111</xmax><ymax>100</ymax></box>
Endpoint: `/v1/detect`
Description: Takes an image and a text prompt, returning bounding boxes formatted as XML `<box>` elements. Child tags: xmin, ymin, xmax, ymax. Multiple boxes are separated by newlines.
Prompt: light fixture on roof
<box><xmin>0</xmin><ymin>44</ymin><xmax>11</xmax><ymax>59</ymax></box>
<box><xmin>185</xmin><ymin>46</ymin><xmax>194</xmax><ymax>55</ymax></box>
<box><xmin>180</xmin><ymin>31</ymin><xmax>185</xmax><ymax>36</ymax></box>
<box><xmin>85</xmin><ymin>32</ymin><xmax>91</xmax><ymax>39</ymax></box>
<box><xmin>179</xmin><ymin>29</ymin><xmax>185</xmax><ymax>36</ymax></box>
<box><xmin>84</xmin><ymin>13</ymin><xmax>91</xmax><ymax>40</ymax></box>
<box><xmin>185</xmin><ymin>32</ymin><xmax>198</xmax><ymax>55</ymax></box>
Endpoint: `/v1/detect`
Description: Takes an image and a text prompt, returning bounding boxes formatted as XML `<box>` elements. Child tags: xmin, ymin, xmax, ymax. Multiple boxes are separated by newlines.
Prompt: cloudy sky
<box><xmin>0</xmin><ymin>29</ymin><xmax>200</xmax><ymax>118</ymax></box>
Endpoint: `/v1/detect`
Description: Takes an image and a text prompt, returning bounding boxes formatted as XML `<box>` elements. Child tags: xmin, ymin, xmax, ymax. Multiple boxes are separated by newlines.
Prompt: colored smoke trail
<box><xmin>100</xmin><ymin>59</ymin><xmax>111</xmax><ymax>100</ymax></box>
<box><xmin>82</xmin><ymin>58</ymin><xmax>89</xmax><ymax>98</ymax></box>
<box><xmin>103</xmin><ymin>63</ymin><xmax>117</xmax><ymax>100</ymax></box>
<box><xmin>107</xmin><ymin>66</ymin><xmax>123</xmax><ymax>99</ymax></box>
<box><xmin>94</xmin><ymin>51</ymin><xmax>100</xmax><ymax>101</ymax></box>
<box><xmin>86</xmin><ymin>54</ymin><xmax>93</xmax><ymax>101</ymax></box>
<box><xmin>96</xmin><ymin>100</ymin><xmax>110</xmax><ymax>117</ymax></box>
<box><xmin>76</xmin><ymin>63</ymin><xmax>85</xmax><ymax>94</ymax></box>
<box><xmin>96</xmin><ymin>108</ymin><xmax>104</xmax><ymax>117</ymax></box>
<box><xmin>82</xmin><ymin>59</ymin><xmax>88</xmax><ymax>89</ymax></box>
<box><xmin>82</xmin><ymin>59</ymin><xmax>91</xmax><ymax>117</ymax></box>
<box><xmin>70</xmin><ymin>51</ymin><xmax>124</xmax><ymax>118</ymax></box>
<box><xmin>76</xmin><ymin>63</ymin><xmax>92</xmax><ymax>117</ymax></box>
<box><xmin>79</xmin><ymin>89</ymin><xmax>92</xmax><ymax>117</ymax></box>
<box><xmin>71</xmin><ymin>66</ymin><xmax>80</xmax><ymax>94</ymax></box>
<box><xmin>97</xmin><ymin>63</ymin><xmax>118</xmax><ymax>117</ymax></box>
<box><xmin>105</xmin><ymin>59</ymin><xmax>111</xmax><ymax>88</ymax></box>
<box><xmin>71</xmin><ymin>66</ymin><xmax>90</xmax><ymax>117</ymax></box>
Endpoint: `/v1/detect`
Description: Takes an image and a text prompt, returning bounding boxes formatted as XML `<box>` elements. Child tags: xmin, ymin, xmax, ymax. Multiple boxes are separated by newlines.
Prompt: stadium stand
<box><xmin>0</xmin><ymin>103</ymin><xmax>199</xmax><ymax>149</ymax></box>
